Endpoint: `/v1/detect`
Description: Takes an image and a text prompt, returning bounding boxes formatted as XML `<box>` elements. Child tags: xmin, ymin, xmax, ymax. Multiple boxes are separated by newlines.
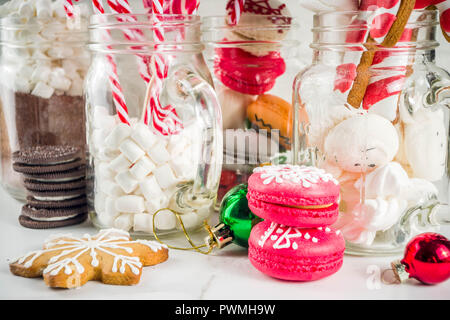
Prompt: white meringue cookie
<box><xmin>354</xmin><ymin>162</ymin><xmax>409</xmax><ymax>199</ymax></box>
<box><xmin>399</xmin><ymin>178</ymin><xmax>439</xmax><ymax>205</ymax></box>
<box><xmin>325</xmin><ymin>114</ymin><xmax>399</xmax><ymax>172</ymax></box>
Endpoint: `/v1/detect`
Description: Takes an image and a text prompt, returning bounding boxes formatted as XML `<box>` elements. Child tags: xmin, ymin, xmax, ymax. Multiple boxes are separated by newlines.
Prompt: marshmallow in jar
<box><xmin>294</xmin><ymin>9</ymin><xmax>450</xmax><ymax>255</ymax></box>
<box><xmin>0</xmin><ymin>0</ymin><xmax>90</xmax><ymax>201</ymax></box>
<box><xmin>90</xmin><ymin>111</ymin><xmax>211</xmax><ymax>234</ymax></box>
<box><xmin>86</xmin><ymin>13</ymin><xmax>222</xmax><ymax>236</ymax></box>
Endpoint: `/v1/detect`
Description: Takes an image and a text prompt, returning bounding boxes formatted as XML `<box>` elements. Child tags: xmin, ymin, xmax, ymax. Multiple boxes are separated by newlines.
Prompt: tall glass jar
<box><xmin>202</xmin><ymin>15</ymin><xmax>303</xmax><ymax>204</ymax></box>
<box><xmin>0</xmin><ymin>9</ymin><xmax>89</xmax><ymax>201</ymax></box>
<box><xmin>294</xmin><ymin>9</ymin><xmax>450</xmax><ymax>255</ymax></box>
<box><xmin>86</xmin><ymin>14</ymin><xmax>222</xmax><ymax>237</ymax></box>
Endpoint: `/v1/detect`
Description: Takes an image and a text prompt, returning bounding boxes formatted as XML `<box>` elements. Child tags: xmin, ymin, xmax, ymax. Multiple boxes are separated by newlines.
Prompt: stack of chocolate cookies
<box><xmin>12</xmin><ymin>145</ymin><xmax>88</xmax><ymax>229</ymax></box>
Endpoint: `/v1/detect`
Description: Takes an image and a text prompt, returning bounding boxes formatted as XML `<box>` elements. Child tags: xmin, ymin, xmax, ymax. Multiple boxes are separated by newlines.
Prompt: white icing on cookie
<box><xmin>253</xmin><ymin>165</ymin><xmax>338</xmax><ymax>187</ymax></box>
<box><xmin>14</xmin><ymin>229</ymin><xmax>167</xmax><ymax>276</ymax></box>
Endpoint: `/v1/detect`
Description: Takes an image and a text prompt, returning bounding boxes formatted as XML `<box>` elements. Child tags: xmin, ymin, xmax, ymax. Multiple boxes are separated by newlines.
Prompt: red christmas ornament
<box><xmin>391</xmin><ymin>233</ymin><xmax>450</xmax><ymax>285</ymax></box>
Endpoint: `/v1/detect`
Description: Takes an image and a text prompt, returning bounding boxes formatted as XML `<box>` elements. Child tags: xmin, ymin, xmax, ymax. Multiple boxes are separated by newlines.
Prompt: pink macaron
<box><xmin>247</xmin><ymin>165</ymin><xmax>340</xmax><ymax>227</ymax></box>
<box><xmin>248</xmin><ymin>220</ymin><xmax>345</xmax><ymax>281</ymax></box>
<box><xmin>214</xmin><ymin>44</ymin><xmax>286</xmax><ymax>95</ymax></box>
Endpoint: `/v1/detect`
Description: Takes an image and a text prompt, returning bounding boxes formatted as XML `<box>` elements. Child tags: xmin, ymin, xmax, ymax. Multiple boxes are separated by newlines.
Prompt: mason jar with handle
<box><xmin>86</xmin><ymin>14</ymin><xmax>222</xmax><ymax>237</ymax></box>
<box><xmin>293</xmin><ymin>9</ymin><xmax>450</xmax><ymax>255</ymax></box>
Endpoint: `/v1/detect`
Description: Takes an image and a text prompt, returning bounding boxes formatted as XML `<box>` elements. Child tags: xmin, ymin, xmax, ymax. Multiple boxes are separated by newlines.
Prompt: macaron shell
<box><xmin>214</xmin><ymin>46</ymin><xmax>286</xmax><ymax>95</ymax></box>
<box><xmin>247</xmin><ymin>166</ymin><xmax>340</xmax><ymax>207</ymax></box>
<box><xmin>248</xmin><ymin>221</ymin><xmax>345</xmax><ymax>281</ymax></box>
<box><xmin>248</xmin><ymin>197</ymin><xmax>339</xmax><ymax>227</ymax></box>
<box><xmin>247</xmin><ymin>94</ymin><xmax>292</xmax><ymax>149</ymax></box>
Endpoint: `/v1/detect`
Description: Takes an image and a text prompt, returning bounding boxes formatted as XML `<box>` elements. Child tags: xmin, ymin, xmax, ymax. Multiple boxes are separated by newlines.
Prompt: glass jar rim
<box><xmin>89</xmin><ymin>13</ymin><xmax>201</xmax><ymax>28</ymax></box>
<box><xmin>89</xmin><ymin>14</ymin><xmax>203</xmax><ymax>54</ymax></box>
<box><xmin>311</xmin><ymin>9</ymin><xmax>440</xmax><ymax>52</ymax></box>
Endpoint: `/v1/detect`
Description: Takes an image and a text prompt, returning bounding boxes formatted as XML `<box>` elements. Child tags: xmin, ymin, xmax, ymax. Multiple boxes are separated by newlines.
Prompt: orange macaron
<box><xmin>247</xmin><ymin>94</ymin><xmax>292</xmax><ymax>150</ymax></box>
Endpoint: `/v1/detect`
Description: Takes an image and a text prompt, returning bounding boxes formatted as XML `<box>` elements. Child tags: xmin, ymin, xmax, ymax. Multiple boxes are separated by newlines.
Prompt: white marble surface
<box><xmin>0</xmin><ymin>188</ymin><xmax>449</xmax><ymax>300</ymax></box>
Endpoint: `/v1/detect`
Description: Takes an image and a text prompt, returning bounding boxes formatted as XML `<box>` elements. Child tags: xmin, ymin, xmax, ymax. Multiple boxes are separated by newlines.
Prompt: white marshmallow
<box><xmin>176</xmin><ymin>212</ymin><xmax>199</xmax><ymax>230</ymax></box>
<box><xmin>130</xmin><ymin>123</ymin><xmax>158</xmax><ymax>152</ymax></box>
<box><xmin>115</xmin><ymin>195</ymin><xmax>146</xmax><ymax>214</ymax></box>
<box><xmin>98</xmin><ymin>179</ymin><xmax>124</xmax><ymax>197</ymax></box>
<box><xmin>139</xmin><ymin>175</ymin><xmax>164</xmax><ymax>201</ymax></box>
<box><xmin>36</xmin><ymin>0</ymin><xmax>52</xmax><ymax>20</ymax></box>
<box><xmin>134</xmin><ymin>213</ymin><xmax>154</xmax><ymax>233</ymax></box>
<box><xmin>400</xmin><ymin>178</ymin><xmax>439</xmax><ymax>206</ymax></box>
<box><xmin>94</xmin><ymin>191</ymin><xmax>107</xmax><ymax>214</ymax></box>
<box><xmin>96</xmin><ymin>161</ymin><xmax>115</xmax><ymax>179</ymax></box>
<box><xmin>114</xmin><ymin>213</ymin><xmax>134</xmax><ymax>231</ymax></box>
<box><xmin>170</xmin><ymin>150</ymin><xmax>196</xmax><ymax>180</ymax></box>
<box><xmin>31</xmin><ymin>81</ymin><xmax>54</xmax><ymax>99</ymax></box>
<box><xmin>147</xmin><ymin>142</ymin><xmax>171</xmax><ymax>165</ymax></box>
<box><xmin>48</xmin><ymin>46</ymin><xmax>75</xmax><ymax>59</ymax></box>
<box><xmin>97</xmin><ymin>211</ymin><xmax>115</xmax><ymax>227</ymax></box>
<box><xmin>130</xmin><ymin>156</ymin><xmax>155</xmax><ymax>180</ymax></box>
<box><xmin>105</xmin><ymin>123</ymin><xmax>132</xmax><ymax>149</ymax></box>
<box><xmin>105</xmin><ymin>196</ymin><xmax>119</xmax><ymax>220</ymax></box>
<box><xmin>96</xmin><ymin>147</ymin><xmax>120</xmax><ymax>162</ymax></box>
<box><xmin>145</xmin><ymin>196</ymin><xmax>170</xmax><ymax>214</ymax></box>
<box><xmin>14</xmin><ymin>77</ymin><xmax>32</xmax><ymax>93</ymax></box>
<box><xmin>49</xmin><ymin>69</ymin><xmax>72</xmax><ymax>91</ymax></box>
<box><xmin>368</xmin><ymin>95</ymin><xmax>399</xmax><ymax>122</ymax></box>
<box><xmin>18</xmin><ymin>2</ymin><xmax>34</xmax><ymax>20</ymax></box>
<box><xmin>119</xmin><ymin>139</ymin><xmax>145</xmax><ymax>163</ymax></box>
<box><xmin>109</xmin><ymin>154</ymin><xmax>132</xmax><ymax>173</ymax></box>
<box><xmin>51</xmin><ymin>0</ymin><xmax>66</xmax><ymax>19</ymax></box>
<box><xmin>67</xmin><ymin>74</ymin><xmax>83</xmax><ymax>96</ymax></box>
<box><xmin>92</xmin><ymin>106</ymin><xmax>116</xmax><ymax>130</ymax></box>
<box><xmin>91</xmin><ymin>128</ymin><xmax>109</xmax><ymax>152</ymax></box>
<box><xmin>31</xmin><ymin>65</ymin><xmax>51</xmax><ymax>83</ymax></box>
<box><xmin>154</xmin><ymin>164</ymin><xmax>178</xmax><ymax>189</ymax></box>
<box><xmin>154</xmin><ymin>209</ymin><xmax>177</xmax><ymax>230</ymax></box>
<box><xmin>115</xmin><ymin>171</ymin><xmax>139</xmax><ymax>194</ymax></box>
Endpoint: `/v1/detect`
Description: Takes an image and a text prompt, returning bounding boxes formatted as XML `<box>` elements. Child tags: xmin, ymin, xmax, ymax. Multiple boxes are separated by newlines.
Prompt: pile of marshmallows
<box><xmin>0</xmin><ymin>0</ymin><xmax>90</xmax><ymax>98</ymax></box>
<box><xmin>90</xmin><ymin>106</ymin><xmax>210</xmax><ymax>233</ymax></box>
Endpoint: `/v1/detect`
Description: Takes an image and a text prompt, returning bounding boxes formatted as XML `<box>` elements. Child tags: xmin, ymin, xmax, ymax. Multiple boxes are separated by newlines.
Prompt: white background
<box><xmin>0</xmin><ymin>0</ymin><xmax>449</xmax><ymax>300</ymax></box>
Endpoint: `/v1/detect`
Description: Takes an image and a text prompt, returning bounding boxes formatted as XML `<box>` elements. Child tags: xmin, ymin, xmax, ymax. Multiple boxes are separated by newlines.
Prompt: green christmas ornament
<box><xmin>205</xmin><ymin>184</ymin><xmax>262</xmax><ymax>249</ymax></box>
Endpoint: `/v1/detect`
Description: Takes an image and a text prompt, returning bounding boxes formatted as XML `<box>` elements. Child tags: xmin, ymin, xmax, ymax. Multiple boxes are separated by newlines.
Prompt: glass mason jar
<box><xmin>202</xmin><ymin>15</ymin><xmax>303</xmax><ymax>204</ymax></box>
<box><xmin>294</xmin><ymin>9</ymin><xmax>450</xmax><ymax>255</ymax></box>
<box><xmin>86</xmin><ymin>14</ymin><xmax>222</xmax><ymax>237</ymax></box>
<box><xmin>0</xmin><ymin>13</ymin><xmax>89</xmax><ymax>201</ymax></box>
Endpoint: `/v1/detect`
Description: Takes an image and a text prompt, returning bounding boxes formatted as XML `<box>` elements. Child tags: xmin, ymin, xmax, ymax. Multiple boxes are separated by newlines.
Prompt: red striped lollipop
<box><xmin>227</xmin><ymin>0</ymin><xmax>245</xmax><ymax>25</ymax></box>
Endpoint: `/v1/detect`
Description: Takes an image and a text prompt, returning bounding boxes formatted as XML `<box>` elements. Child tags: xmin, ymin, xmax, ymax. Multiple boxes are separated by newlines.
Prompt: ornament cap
<box><xmin>205</xmin><ymin>223</ymin><xmax>234</xmax><ymax>249</ymax></box>
<box><xmin>391</xmin><ymin>260</ymin><xmax>410</xmax><ymax>283</ymax></box>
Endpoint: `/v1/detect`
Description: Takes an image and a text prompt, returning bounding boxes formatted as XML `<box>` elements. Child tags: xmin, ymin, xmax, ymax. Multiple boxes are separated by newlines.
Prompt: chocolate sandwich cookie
<box><xmin>24</xmin><ymin>177</ymin><xmax>86</xmax><ymax>192</ymax></box>
<box><xmin>12</xmin><ymin>145</ymin><xmax>81</xmax><ymax>166</ymax></box>
<box><xmin>26</xmin><ymin>195</ymin><xmax>87</xmax><ymax>209</ymax></box>
<box><xmin>27</xmin><ymin>187</ymin><xmax>86</xmax><ymax>199</ymax></box>
<box><xmin>22</xmin><ymin>204</ymin><xmax>87</xmax><ymax>220</ymax></box>
<box><xmin>19</xmin><ymin>213</ymin><xmax>88</xmax><ymax>229</ymax></box>
<box><xmin>13</xmin><ymin>158</ymin><xmax>84</xmax><ymax>175</ymax></box>
<box><xmin>22</xmin><ymin>165</ymin><xmax>86</xmax><ymax>181</ymax></box>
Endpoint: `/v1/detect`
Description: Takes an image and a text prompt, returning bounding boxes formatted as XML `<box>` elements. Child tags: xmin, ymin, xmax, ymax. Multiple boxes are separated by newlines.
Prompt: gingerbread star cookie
<box><xmin>9</xmin><ymin>229</ymin><xmax>168</xmax><ymax>288</ymax></box>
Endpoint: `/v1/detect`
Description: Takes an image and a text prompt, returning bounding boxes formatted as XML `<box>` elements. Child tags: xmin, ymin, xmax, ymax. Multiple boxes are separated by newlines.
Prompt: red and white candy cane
<box><xmin>226</xmin><ymin>0</ymin><xmax>245</xmax><ymax>25</ymax></box>
<box><xmin>144</xmin><ymin>0</ymin><xmax>199</xmax><ymax>135</ymax></box>
<box><xmin>90</xmin><ymin>0</ymin><xmax>131</xmax><ymax>125</ymax></box>
<box><xmin>107</xmin><ymin>0</ymin><xmax>152</xmax><ymax>84</ymax></box>
<box><xmin>64</xmin><ymin>0</ymin><xmax>79</xmax><ymax>18</ymax></box>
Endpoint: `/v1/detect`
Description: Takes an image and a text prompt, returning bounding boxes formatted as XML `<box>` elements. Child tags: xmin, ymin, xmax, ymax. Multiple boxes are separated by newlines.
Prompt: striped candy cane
<box><xmin>64</xmin><ymin>0</ymin><xmax>79</xmax><ymax>18</ymax></box>
<box><xmin>107</xmin><ymin>0</ymin><xmax>152</xmax><ymax>84</ymax></box>
<box><xmin>91</xmin><ymin>0</ymin><xmax>131</xmax><ymax>125</ymax></box>
<box><xmin>145</xmin><ymin>0</ymin><xmax>199</xmax><ymax>135</ymax></box>
<box><xmin>335</xmin><ymin>0</ymin><xmax>416</xmax><ymax>108</ymax></box>
<box><xmin>226</xmin><ymin>0</ymin><xmax>245</xmax><ymax>25</ymax></box>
